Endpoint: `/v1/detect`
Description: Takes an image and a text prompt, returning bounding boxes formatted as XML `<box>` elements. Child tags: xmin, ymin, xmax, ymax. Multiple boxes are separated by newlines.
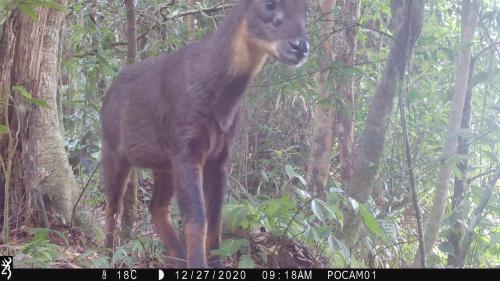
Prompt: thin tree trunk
<box><xmin>124</xmin><ymin>0</ymin><xmax>137</xmax><ymax>64</ymax></box>
<box><xmin>398</xmin><ymin>62</ymin><xmax>426</xmax><ymax>268</ymax></box>
<box><xmin>447</xmin><ymin>59</ymin><xmax>475</xmax><ymax>267</ymax></box>
<box><xmin>336</xmin><ymin>0</ymin><xmax>360</xmax><ymax>190</ymax></box>
<box><xmin>414</xmin><ymin>0</ymin><xmax>480</xmax><ymax>267</ymax></box>
<box><xmin>341</xmin><ymin>0</ymin><xmax>424</xmax><ymax>247</ymax></box>
<box><xmin>120</xmin><ymin>0</ymin><xmax>139</xmax><ymax>240</ymax></box>
<box><xmin>306</xmin><ymin>0</ymin><xmax>337</xmax><ymax>198</ymax></box>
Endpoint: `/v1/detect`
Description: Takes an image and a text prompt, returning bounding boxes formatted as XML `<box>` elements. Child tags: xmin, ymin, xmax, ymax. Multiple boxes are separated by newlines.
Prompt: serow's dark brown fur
<box><xmin>100</xmin><ymin>0</ymin><xmax>309</xmax><ymax>268</ymax></box>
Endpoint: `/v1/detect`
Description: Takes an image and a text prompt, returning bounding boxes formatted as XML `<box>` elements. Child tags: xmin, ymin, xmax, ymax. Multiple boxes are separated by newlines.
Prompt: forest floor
<box><xmin>0</xmin><ymin>217</ymin><xmax>324</xmax><ymax>268</ymax></box>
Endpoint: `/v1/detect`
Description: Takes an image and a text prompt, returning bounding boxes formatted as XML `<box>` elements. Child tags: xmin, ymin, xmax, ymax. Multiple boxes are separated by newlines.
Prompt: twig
<box><xmin>282</xmin><ymin>196</ymin><xmax>315</xmax><ymax>239</ymax></box>
<box><xmin>458</xmin><ymin>166</ymin><xmax>500</xmax><ymax>267</ymax></box>
<box><xmin>467</xmin><ymin>168</ymin><xmax>498</xmax><ymax>184</ymax></box>
<box><xmin>472</xmin><ymin>42</ymin><xmax>500</xmax><ymax>61</ymax></box>
<box><xmin>312</xmin><ymin>24</ymin><xmax>394</xmax><ymax>54</ymax></box>
<box><xmin>250</xmin><ymin>59</ymin><xmax>379</xmax><ymax>89</ymax></box>
<box><xmin>72</xmin><ymin>42</ymin><xmax>128</xmax><ymax>58</ymax></box>
<box><xmin>397</xmin><ymin>0</ymin><xmax>426</xmax><ymax>268</ymax></box>
<box><xmin>479</xmin><ymin>20</ymin><xmax>500</xmax><ymax>59</ymax></box>
<box><xmin>273</xmin><ymin>196</ymin><xmax>316</xmax><ymax>259</ymax></box>
<box><xmin>164</xmin><ymin>2</ymin><xmax>233</xmax><ymax>21</ymax></box>
<box><xmin>70</xmin><ymin>161</ymin><xmax>101</xmax><ymax>228</ymax></box>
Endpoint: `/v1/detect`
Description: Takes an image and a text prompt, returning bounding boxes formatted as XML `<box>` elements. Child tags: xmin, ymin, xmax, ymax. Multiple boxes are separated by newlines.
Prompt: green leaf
<box><xmin>12</xmin><ymin>85</ymin><xmax>49</xmax><ymax>108</ymax></box>
<box><xmin>438</xmin><ymin>241</ymin><xmax>455</xmax><ymax>255</ymax></box>
<box><xmin>484</xmin><ymin>151</ymin><xmax>499</xmax><ymax>163</ymax></box>
<box><xmin>273</xmin><ymin>149</ymin><xmax>284</xmax><ymax>160</ymax></box>
<box><xmin>13</xmin><ymin>85</ymin><xmax>32</xmax><ymax>99</ymax></box>
<box><xmin>444</xmin><ymin>154</ymin><xmax>467</xmax><ymax>172</ymax></box>
<box><xmin>0</xmin><ymin>124</ymin><xmax>8</xmax><ymax>135</ymax></box>
<box><xmin>328</xmin><ymin>234</ymin><xmax>350</xmax><ymax>263</ymax></box>
<box><xmin>266</xmin><ymin>199</ymin><xmax>280</xmax><ymax>217</ymax></box>
<box><xmin>294</xmin><ymin>188</ymin><xmax>311</xmax><ymax>200</ymax></box>
<box><xmin>317</xmin><ymin>199</ymin><xmax>343</xmax><ymax>226</ymax></box>
<box><xmin>472</xmin><ymin>71</ymin><xmax>490</xmax><ymax>87</ymax></box>
<box><xmin>451</xmin><ymin>164</ymin><xmax>464</xmax><ymax>180</ymax></box>
<box><xmin>313</xmin><ymin>226</ymin><xmax>333</xmax><ymax>238</ymax></box>
<box><xmin>359</xmin><ymin>204</ymin><xmax>389</xmax><ymax>244</ymax></box>
<box><xmin>211</xmin><ymin>239</ymin><xmax>249</xmax><ymax>257</ymax></box>
<box><xmin>332</xmin><ymin>205</ymin><xmax>344</xmax><ymax>227</ymax></box>
<box><xmin>238</xmin><ymin>255</ymin><xmax>255</xmax><ymax>268</ymax></box>
<box><xmin>34</xmin><ymin>228</ymin><xmax>50</xmax><ymax>242</ymax></box>
<box><xmin>311</xmin><ymin>199</ymin><xmax>325</xmax><ymax>223</ymax></box>
<box><xmin>285</xmin><ymin>165</ymin><xmax>306</xmax><ymax>186</ymax></box>
<box><xmin>224</xmin><ymin>205</ymin><xmax>254</xmax><ymax>232</ymax></box>
<box><xmin>348</xmin><ymin>197</ymin><xmax>359</xmax><ymax>211</ymax></box>
<box><xmin>30</xmin><ymin>97</ymin><xmax>49</xmax><ymax>107</ymax></box>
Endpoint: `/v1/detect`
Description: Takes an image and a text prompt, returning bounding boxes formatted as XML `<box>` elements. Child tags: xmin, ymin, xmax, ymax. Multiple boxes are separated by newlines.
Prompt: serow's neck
<box><xmin>228</xmin><ymin>18</ymin><xmax>269</xmax><ymax>79</ymax></box>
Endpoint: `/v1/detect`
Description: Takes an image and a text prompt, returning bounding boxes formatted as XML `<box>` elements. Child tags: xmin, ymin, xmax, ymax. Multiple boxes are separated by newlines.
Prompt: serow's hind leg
<box><xmin>103</xmin><ymin>151</ymin><xmax>131</xmax><ymax>250</ymax></box>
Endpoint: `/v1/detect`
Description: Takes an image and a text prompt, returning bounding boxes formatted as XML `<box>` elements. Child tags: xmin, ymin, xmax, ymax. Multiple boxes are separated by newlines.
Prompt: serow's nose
<box><xmin>289</xmin><ymin>39</ymin><xmax>310</xmax><ymax>58</ymax></box>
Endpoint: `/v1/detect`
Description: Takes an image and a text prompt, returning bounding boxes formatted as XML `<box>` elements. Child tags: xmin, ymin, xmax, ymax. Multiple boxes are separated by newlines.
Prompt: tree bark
<box><xmin>0</xmin><ymin>7</ymin><xmax>51</xmax><ymax>231</ymax></box>
<box><xmin>414</xmin><ymin>0</ymin><xmax>480</xmax><ymax>267</ymax></box>
<box><xmin>0</xmin><ymin>2</ymin><xmax>96</xmax><ymax>237</ymax></box>
<box><xmin>306</xmin><ymin>0</ymin><xmax>337</xmax><ymax>198</ymax></box>
<box><xmin>336</xmin><ymin>0</ymin><xmax>360</xmax><ymax>189</ymax></box>
<box><xmin>120</xmin><ymin>0</ymin><xmax>139</xmax><ymax>240</ymax></box>
<box><xmin>36</xmin><ymin>0</ymin><xmax>84</xmax><ymax>225</ymax></box>
<box><xmin>341</xmin><ymin>0</ymin><xmax>424</xmax><ymax>247</ymax></box>
<box><xmin>447</xmin><ymin>59</ymin><xmax>475</xmax><ymax>267</ymax></box>
<box><xmin>124</xmin><ymin>0</ymin><xmax>137</xmax><ymax>64</ymax></box>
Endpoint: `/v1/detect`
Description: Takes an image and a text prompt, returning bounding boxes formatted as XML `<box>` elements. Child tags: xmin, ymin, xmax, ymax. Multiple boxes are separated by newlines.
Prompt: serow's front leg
<box><xmin>174</xmin><ymin>149</ymin><xmax>208</xmax><ymax>268</ymax></box>
<box><xmin>203</xmin><ymin>148</ymin><xmax>230</xmax><ymax>268</ymax></box>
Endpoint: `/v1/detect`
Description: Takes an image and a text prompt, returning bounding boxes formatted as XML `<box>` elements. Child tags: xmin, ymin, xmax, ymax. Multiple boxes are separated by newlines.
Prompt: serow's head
<box><xmin>245</xmin><ymin>0</ymin><xmax>309</xmax><ymax>67</ymax></box>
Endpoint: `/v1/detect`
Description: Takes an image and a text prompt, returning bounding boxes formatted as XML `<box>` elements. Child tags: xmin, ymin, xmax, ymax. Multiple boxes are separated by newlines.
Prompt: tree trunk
<box><xmin>447</xmin><ymin>60</ymin><xmax>475</xmax><ymax>267</ymax></box>
<box><xmin>124</xmin><ymin>0</ymin><xmax>137</xmax><ymax>64</ymax></box>
<box><xmin>0</xmin><ymin>7</ymin><xmax>51</xmax><ymax>233</ymax></box>
<box><xmin>336</xmin><ymin>0</ymin><xmax>360</xmax><ymax>189</ymax></box>
<box><xmin>0</xmin><ymin>2</ymin><xmax>96</xmax><ymax>239</ymax></box>
<box><xmin>120</xmin><ymin>0</ymin><xmax>139</xmax><ymax>240</ymax></box>
<box><xmin>306</xmin><ymin>0</ymin><xmax>337</xmax><ymax>198</ymax></box>
<box><xmin>414</xmin><ymin>0</ymin><xmax>480</xmax><ymax>267</ymax></box>
<box><xmin>341</xmin><ymin>0</ymin><xmax>424</xmax><ymax>247</ymax></box>
<box><xmin>36</xmin><ymin>0</ymin><xmax>85</xmax><ymax>226</ymax></box>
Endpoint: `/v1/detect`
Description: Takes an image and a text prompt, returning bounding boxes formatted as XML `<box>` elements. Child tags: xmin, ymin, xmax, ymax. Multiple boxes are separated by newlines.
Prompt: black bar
<box><xmin>8</xmin><ymin>268</ymin><xmax>498</xmax><ymax>281</ymax></box>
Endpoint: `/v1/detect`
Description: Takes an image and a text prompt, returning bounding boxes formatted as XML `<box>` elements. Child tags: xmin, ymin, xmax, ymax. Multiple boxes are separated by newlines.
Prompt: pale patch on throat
<box><xmin>230</xmin><ymin>19</ymin><xmax>276</xmax><ymax>78</ymax></box>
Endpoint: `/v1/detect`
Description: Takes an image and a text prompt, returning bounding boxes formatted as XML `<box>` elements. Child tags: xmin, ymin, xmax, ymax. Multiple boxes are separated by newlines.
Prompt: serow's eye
<box><xmin>265</xmin><ymin>0</ymin><xmax>276</xmax><ymax>11</ymax></box>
